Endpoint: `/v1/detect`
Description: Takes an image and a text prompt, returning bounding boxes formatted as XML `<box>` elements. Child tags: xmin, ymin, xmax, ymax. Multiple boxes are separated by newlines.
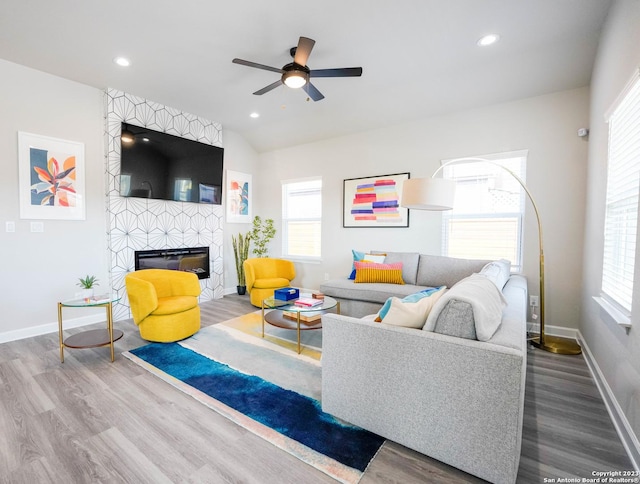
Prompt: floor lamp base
<box><xmin>530</xmin><ymin>334</ymin><xmax>582</xmax><ymax>355</ymax></box>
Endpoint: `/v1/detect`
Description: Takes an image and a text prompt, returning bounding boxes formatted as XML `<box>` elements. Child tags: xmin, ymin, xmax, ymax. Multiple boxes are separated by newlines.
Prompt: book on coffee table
<box><xmin>283</xmin><ymin>310</ymin><xmax>322</xmax><ymax>323</ymax></box>
<box><xmin>294</xmin><ymin>297</ymin><xmax>323</xmax><ymax>307</ymax></box>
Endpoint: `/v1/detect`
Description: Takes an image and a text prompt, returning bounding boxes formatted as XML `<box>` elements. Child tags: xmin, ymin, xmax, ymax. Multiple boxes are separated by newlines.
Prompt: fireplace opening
<box><xmin>134</xmin><ymin>247</ymin><xmax>210</xmax><ymax>279</ymax></box>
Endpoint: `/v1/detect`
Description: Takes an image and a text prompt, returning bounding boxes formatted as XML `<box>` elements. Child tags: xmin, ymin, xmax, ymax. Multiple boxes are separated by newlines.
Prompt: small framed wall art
<box><xmin>226</xmin><ymin>170</ymin><xmax>252</xmax><ymax>223</ymax></box>
<box><xmin>343</xmin><ymin>172</ymin><xmax>410</xmax><ymax>228</ymax></box>
<box><xmin>18</xmin><ymin>132</ymin><xmax>86</xmax><ymax>220</ymax></box>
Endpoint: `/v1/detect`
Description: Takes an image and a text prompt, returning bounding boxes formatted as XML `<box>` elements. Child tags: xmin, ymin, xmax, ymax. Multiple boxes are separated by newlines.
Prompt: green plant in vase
<box><xmin>232</xmin><ymin>232</ymin><xmax>251</xmax><ymax>295</ymax></box>
<box><xmin>77</xmin><ymin>275</ymin><xmax>99</xmax><ymax>298</ymax></box>
<box><xmin>251</xmin><ymin>216</ymin><xmax>276</xmax><ymax>258</ymax></box>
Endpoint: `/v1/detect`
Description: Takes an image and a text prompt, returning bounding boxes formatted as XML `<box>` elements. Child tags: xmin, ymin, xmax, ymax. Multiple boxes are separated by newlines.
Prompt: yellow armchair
<box><xmin>244</xmin><ymin>258</ymin><xmax>296</xmax><ymax>307</ymax></box>
<box><xmin>125</xmin><ymin>269</ymin><xmax>201</xmax><ymax>342</ymax></box>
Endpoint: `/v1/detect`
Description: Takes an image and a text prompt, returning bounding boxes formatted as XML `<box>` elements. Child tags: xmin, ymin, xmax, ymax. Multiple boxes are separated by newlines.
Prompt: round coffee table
<box><xmin>261</xmin><ymin>292</ymin><xmax>339</xmax><ymax>354</ymax></box>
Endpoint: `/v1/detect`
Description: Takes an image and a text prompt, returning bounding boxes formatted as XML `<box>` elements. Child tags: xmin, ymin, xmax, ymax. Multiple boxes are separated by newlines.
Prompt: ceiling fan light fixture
<box><xmin>282</xmin><ymin>70</ymin><xmax>308</xmax><ymax>89</ymax></box>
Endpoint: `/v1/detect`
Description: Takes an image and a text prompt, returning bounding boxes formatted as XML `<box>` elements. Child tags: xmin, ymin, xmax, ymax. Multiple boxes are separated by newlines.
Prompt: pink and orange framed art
<box><xmin>343</xmin><ymin>172</ymin><xmax>410</xmax><ymax>228</ymax></box>
<box><xmin>18</xmin><ymin>132</ymin><xmax>86</xmax><ymax>220</ymax></box>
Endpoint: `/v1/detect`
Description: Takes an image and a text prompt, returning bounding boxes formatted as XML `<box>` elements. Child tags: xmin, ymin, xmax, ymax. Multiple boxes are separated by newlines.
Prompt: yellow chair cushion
<box><xmin>152</xmin><ymin>296</ymin><xmax>199</xmax><ymax>315</ymax></box>
<box><xmin>253</xmin><ymin>277</ymin><xmax>291</xmax><ymax>289</ymax></box>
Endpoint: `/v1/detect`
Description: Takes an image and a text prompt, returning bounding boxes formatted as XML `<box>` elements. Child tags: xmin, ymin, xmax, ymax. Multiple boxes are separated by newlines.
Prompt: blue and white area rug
<box><xmin>123</xmin><ymin>314</ymin><xmax>384</xmax><ymax>483</ymax></box>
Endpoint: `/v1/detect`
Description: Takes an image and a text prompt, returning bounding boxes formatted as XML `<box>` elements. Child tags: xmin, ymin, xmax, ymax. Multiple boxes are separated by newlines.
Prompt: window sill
<box><xmin>284</xmin><ymin>256</ymin><xmax>322</xmax><ymax>265</ymax></box>
<box><xmin>593</xmin><ymin>296</ymin><xmax>631</xmax><ymax>329</ymax></box>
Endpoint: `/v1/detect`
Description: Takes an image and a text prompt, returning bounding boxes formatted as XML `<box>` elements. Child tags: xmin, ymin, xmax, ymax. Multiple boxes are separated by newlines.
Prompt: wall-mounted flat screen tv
<box><xmin>119</xmin><ymin>122</ymin><xmax>223</xmax><ymax>204</ymax></box>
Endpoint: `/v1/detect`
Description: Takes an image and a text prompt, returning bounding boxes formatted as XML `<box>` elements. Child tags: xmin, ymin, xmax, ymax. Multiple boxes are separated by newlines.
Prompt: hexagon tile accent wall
<box><xmin>105</xmin><ymin>88</ymin><xmax>224</xmax><ymax>321</ymax></box>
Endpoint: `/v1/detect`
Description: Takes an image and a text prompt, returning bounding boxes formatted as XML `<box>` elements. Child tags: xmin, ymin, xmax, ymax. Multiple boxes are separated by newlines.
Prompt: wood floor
<box><xmin>0</xmin><ymin>295</ymin><xmax>633</xmax><ymax>483</ymax></box>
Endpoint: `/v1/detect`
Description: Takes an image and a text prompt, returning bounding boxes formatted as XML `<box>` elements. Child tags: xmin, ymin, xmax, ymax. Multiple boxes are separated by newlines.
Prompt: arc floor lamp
<box><xmin>401</xmin><ymin>157</ymin><xmax>581</xmax><ymax>355</ymax></box>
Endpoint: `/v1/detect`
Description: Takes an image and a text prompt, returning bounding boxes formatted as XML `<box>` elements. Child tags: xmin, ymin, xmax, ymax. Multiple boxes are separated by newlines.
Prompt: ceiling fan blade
<box><xmin>302</xmin><ymin>82</ymin><xmax>324</xmax><ymax>102</ymax></box>
<box><xmin>293</xmin><ymin>37</ymin><xmax>315</xmax><ymax>66</ymax></box>
<box><xmin>253</xmin><ymin>80</ymin><xmax>283</xmax><ymax>96</ymax></box>
<box><xmin>232</xmin><ymin>58</ymin><xmax>283</xmax><ymax>74</ymax></box>
<box><xmin>310</xmin><ymin>67</ymin><xmax>363</xmax><ymax>78</ymax></box>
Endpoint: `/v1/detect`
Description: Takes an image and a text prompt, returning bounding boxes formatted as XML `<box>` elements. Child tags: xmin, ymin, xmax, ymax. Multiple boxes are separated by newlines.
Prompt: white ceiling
<box><xmin>0</xmin><ymin>0</ymin><xmax>611</xmax><ymax>153</ymax></box>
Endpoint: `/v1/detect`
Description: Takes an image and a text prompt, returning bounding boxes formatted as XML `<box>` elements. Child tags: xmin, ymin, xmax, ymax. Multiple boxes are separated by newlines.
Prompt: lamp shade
<box><xmin>401</xmin><ymin>177</ymin><xmax>456</xmax><ymax>211</ymax></box>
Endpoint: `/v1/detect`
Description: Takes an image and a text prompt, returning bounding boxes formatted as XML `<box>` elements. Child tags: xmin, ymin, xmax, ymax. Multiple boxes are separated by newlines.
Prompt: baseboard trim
<box><xmin>576</xmin><ymin>331</ymin><xmax>640</xmax><ymax>471</ymax></box>
<box><xmin>526</xmin><ymin>322</ymin><xmax>579</xmax><ymax>339</ymax></box>
<box><xmin>0</xmin><ymin>313</ymin><xmax>106</xmax><ymax>344</ymax></box>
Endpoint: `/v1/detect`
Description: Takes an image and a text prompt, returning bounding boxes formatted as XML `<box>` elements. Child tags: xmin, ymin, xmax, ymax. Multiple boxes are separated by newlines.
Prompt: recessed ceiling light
<box><xmin>113</xmin><ymin>56</ymin><xmax>131</xmax><ymax>67</ymax></box>
<box><xmin>250</xmin><ymin>112</ymin><xmax>260</xmax><ymax>118</ymax></box>
<box><xmin>477</xmin><ymin>34</ymin><xmax>500</xmax><ymax>47</ymax></box>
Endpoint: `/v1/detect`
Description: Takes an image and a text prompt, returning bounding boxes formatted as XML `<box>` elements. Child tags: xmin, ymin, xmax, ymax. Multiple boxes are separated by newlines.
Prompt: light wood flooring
<box><xmin>0</xmin><ymin>295</ymin><xmax>633</xmax><ymax>483</ymax></box>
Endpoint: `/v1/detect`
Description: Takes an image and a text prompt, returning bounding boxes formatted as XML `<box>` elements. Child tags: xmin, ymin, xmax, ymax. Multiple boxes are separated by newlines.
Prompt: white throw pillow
<box><xmin>379</xmin><ymin>289</ymin><xmax>446</xmax><ymax>328</ymax></box>
<box><xmin>479</xmin><ymin>259</ymin><xmax>511</xmax><ymax>291</ymax></box>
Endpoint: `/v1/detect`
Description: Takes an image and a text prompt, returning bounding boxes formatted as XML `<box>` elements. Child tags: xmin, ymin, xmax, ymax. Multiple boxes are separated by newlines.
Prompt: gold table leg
<box><xmin>261</xmin><ymin>302</ymin><xmax>265</xmax><ymax>338</ymax></box>
<box><xmin>297</xmin><ymin>311</ymin><xmax>301</xmax><ymax>354</ymax></box>
<box><xmin>57</xmin><ymin>302</ymin><xmax>64</xmax><ymax>363</ymax></box>
<box><xmin>107</xmin><ymin>302</ymin><xmax>115</xmax><ymax>362</ymax></box>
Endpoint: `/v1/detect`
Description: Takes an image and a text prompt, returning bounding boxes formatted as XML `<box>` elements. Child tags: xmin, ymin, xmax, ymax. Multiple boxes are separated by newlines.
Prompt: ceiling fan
<box><xmin>232</xmin><ymin>36</ymin><xmax>363</xmax><ymax>101</ymax></box>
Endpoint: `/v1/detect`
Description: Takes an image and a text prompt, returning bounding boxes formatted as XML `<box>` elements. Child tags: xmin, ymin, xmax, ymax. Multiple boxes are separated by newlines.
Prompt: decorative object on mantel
<box><xmin>401</xmin><ymin>157</ymin><xmax>581</xmax><ymax>355</ymax></box>
<box><xmin>251</xmin><ymin>215</ymin><xmax>276</xmax><ymax>257</ymax></box>
<box><xmin>76</xmin><ymin>275</ymin><xmax>99</xmax><ymax>299</ymax></box>
<box><xmin>232</xmin><ymin>232</ymin><xmax>251</xmax><ymax>295</ymax></box>
<box><xmin>343</xmin><ymin>173</ymin><xmax>410</xmax><ymax>228</ymax></box>
<box><xmin>18</xmin><ymin>132</ymin><xmax>86</xmax><ymax>220</ymax></box>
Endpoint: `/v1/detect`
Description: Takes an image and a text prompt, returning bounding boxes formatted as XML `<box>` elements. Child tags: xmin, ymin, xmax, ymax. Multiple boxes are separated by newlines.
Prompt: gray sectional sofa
<box><xmin>320</xmin><ymin>252</ymin><xmax>494</xmax><ymax>318</ymax></box>
<box><xmin>320</xmin><ymin>252</ymin><xmax>528</xmax><ymax>484</ymax></box>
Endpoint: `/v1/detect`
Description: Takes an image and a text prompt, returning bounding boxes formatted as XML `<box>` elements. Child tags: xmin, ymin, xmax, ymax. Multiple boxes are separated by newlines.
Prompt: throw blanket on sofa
<box><xmin>424</xmin><ymin>273</ymin><xmax>507</xmax><ymax>341</ymax></box>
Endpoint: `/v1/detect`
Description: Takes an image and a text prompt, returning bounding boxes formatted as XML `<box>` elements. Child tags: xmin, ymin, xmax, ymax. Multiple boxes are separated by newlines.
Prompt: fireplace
<box><xmin>135</xmin><ymin>247</ymin><xmax>210</xmax><ymax>279</ymax></box>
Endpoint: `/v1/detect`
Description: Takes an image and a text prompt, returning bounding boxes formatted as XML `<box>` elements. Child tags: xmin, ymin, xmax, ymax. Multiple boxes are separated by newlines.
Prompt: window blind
<box><xmin>602</xmin><ymin>74</ymin><xmax>640</xmax><ymax>313</ymax></box>
<box><xmin>282</xmin><ymin>178</ymin><xmax>322</xmax><ymax>259</ymax></box>
<box><xmin>442</xmin><ymin>152</ymin><xmax>527</xmax><ymax>270</ymax></box>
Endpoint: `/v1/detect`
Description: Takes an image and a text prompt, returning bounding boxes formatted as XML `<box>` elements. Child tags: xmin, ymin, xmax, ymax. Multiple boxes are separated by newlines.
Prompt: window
<box><xmin>601</xmin><ymin>71</ymin><xmax>640</xmax><ymax>315</ymax></box>
<box><xmin>442</xmin><ymin>151</ymin><xmax>527</xmax><ymax>271</ymax></box>
<box><xmin>282</xmin><ymin>178</ymin><xmax>322</xmax><ymax>260</ymax></box>
<box><xmin>174</xmin><ymin>178</ymin><xmax>192</xmax><ymax>201</ymax></box>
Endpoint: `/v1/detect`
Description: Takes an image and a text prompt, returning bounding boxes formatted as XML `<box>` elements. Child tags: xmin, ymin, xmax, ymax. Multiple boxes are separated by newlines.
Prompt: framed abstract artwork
<box><xmin>343</xmin><ymin>172</ymin><xmax>410</xmax><ymax>228</ymax></box>
<box><xmin>18</xmin><ymin>132</ymin><xmax>86</xmax><ymax>220</ymax></box>
<box><xmin>226</xmin><ymin>170</ymin><xmax>252</xmax><ymax>223</ymax></box>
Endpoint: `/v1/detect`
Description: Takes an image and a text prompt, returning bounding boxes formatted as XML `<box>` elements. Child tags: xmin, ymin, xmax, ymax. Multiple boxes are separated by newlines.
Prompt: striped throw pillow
<box><xmin>354</xmin><ymin>261</ymin><xmax>404</xmax><ymax>284</ymax></box>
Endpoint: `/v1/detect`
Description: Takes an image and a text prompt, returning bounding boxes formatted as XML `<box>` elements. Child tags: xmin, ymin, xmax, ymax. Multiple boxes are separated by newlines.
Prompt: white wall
<box><xmin>581</xmin><ymin>0</ymin><xmax>640</xmax><ymax>448</ymax></box>
<box><xmin>258</xmin><ymin>87</ymin><xmax>590</xmax><ymax>330</ymax></box>
<box><xmin>222</xmin><ymin>129</ymin><xmax>260</xmax><ymax>293</ymax></box>
<box><xmin>0</xmin><ymin>59</ymin><xmax>107</xmax><ymax>339</ymax></box>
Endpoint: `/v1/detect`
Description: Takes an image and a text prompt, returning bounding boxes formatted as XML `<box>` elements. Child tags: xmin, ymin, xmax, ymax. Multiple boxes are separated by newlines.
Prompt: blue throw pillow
<box><xmin>377</xmin><ymin>286</ymin><xmax>446</xmax><ymax>320</ymax></box>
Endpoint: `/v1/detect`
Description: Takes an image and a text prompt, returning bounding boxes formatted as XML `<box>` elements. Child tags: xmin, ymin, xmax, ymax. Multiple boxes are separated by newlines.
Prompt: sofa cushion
<box><xmin>416</xmin><ymin>254</ymin><xmax>491</xmax><ymax>288</ymax></box>
<box><xmin>424</xmin><ymin>273</ymin><xmax>506</xmax><ymax>341</ymax></box>
<box><xmin>348</xmin><ymin>250</ymin><xmax>386</xmax><ymax>279</ymax></box>
<box><xmin>376</xmin><ymin>287</ymin><xmax>446</xmax><ymax>328</ymax></box>
<box><xmin>375</xmin><ymin>286</ymin><xmax>445</xmax><ymax>320</ymax></box>
<box><xmin>432</xmin><ymin>299</ymin><xmax>477</xmax><ymax>339</ymax></box>
<box><xmin>371</xmin><ymin>251</ymin><xmax>420</xmax><ymax>285</ymax></box>
<box><xmin>354</xmin><ymin>261</ymin><xmax>404</xmax><ymax>284</ymax></box>
<box><xmin>320</xmin><ymin>279</ymin><xmax>428</xmax><ymax>304</ymax></box>
<box><xmin>479</xmin><ymin>259</ymin><xmax>511</xmax><ymax>290</ymax></box>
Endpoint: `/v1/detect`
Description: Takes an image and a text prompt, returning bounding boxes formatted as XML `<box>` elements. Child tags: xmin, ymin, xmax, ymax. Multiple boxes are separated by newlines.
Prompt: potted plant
<box><xmin>232</xmin><ymin>232</ymin><xmax>251</xmax><ymax>295</ymax></box>
<box><xmin>251</xmin><ymin>216</ymin><xmax>276</xmax><ymax>258</ymax></box>
<box><xmin>77</xmin><ymin>275</ymin><xmax>99</xmax><ymax>299</ymax></box>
